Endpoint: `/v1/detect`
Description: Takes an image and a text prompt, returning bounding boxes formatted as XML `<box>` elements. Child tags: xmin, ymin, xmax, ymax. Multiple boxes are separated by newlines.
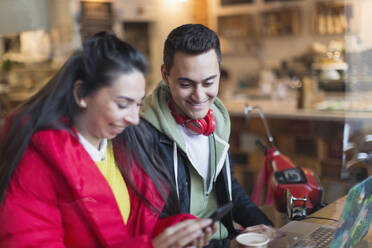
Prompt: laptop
<box><xmin>269</xmin><ymin>176</ymin><xmax>372</xmax><ymax>248</ymax></box>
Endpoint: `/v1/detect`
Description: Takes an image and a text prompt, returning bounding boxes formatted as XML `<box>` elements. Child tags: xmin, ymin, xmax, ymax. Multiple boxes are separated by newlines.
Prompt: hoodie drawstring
<box><xmin>173</xmin><ymin>141</ymin><xmax>180</xmax><ymax>199</ymax></box>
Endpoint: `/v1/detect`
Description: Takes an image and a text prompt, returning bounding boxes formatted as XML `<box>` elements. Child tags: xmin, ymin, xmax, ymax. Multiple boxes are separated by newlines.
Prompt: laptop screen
<box><xmin>330</xmin><ymin>176</ymin><xmax>372</xmax><ymax>248</ymax></box>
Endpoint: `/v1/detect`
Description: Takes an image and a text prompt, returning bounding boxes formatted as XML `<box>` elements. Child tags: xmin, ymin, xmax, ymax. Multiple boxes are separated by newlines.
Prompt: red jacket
<box><xmin>0</xmin><ymin>128</ymin><xmax>192</xmax><ymax>247</ymax></box>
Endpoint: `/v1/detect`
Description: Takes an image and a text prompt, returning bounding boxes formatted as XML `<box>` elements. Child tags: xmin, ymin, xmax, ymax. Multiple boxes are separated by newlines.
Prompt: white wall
<box><xmin>50</xmin><ymin>0</ymin><xmax>81</xmax><ymax>64</ymax></box>
<box><xmin>0</xmin><ymin>0</ymin><xmax>50</xmax><ymax>35</ymax></box>
<box><xmin>148</xmin><ymin>0</ymin><xmax>194</xmax><ymax>90</ymax></box>
<box><xmin>0</xmin><ymin>0</ymin><xmax>80</xmax><ymax>65</ymax></box>
<box><xmin>353</xmin><ymin>0</ymin><xmax>372</xmax><ymax>51</ymax></box>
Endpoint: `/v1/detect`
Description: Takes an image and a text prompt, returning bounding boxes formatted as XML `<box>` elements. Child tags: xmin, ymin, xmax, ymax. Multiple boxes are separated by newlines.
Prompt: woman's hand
<box><xmin>188</xmin><ymin>221</ymin><xmax>218</xmax><ymax>248</ymax></box>
<box><xmin>153</xmin><ymin>219</ymin><xmax>218</xmax><ymax>248</ymax></box>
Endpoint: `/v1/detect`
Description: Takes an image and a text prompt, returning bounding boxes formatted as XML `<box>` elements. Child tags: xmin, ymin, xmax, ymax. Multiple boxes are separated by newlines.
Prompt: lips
<box><xmin>188</xmin><ymin>104</ymin><xmax>204</xmax><ymax>111</ymax></box>
<box><xmin>186</xmin><ymin>100</ymin><xmax>209</xmax><ymax>110</ymax></box>
<box><xmin>110</xmin><ymin>125</ymin><xmax>126</xmax><ymax>134</ymax></box>
<box><xmin>183</xmin><ymin>101</ymin><xmax>210</xmax><ymax>120</ymax></box>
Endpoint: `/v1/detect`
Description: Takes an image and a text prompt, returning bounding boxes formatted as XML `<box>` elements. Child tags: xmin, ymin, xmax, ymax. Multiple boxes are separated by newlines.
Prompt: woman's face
<box><xmin>75</xmin><ymin>70</ymin><xmax>145</xmax><ymax>148</ymax></box>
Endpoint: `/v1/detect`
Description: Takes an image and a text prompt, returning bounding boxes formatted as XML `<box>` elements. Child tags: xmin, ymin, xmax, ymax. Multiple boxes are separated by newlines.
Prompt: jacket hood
<box><xmin>141</xmin><ymin>81</ymin><xmax>231</xmax><ymax>154</ymax></box>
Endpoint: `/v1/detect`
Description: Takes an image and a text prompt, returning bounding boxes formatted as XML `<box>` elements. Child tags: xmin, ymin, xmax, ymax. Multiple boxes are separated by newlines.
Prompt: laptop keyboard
<box><xmin>290</xmin><ymin>227</ymin><xmax>335</xmax><ymax>248</ymax></box>
<box><xmin>309</xmin><ymin>227</ymin><xmax>335</xmax><ymax>247</ymax></box>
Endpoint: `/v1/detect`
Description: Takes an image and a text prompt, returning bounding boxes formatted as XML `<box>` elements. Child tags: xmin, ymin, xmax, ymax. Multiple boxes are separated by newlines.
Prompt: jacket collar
<box><xmin>159</xmin><ymin>136</ymin><xmax>173</xmax><ymax>145</ymax></box>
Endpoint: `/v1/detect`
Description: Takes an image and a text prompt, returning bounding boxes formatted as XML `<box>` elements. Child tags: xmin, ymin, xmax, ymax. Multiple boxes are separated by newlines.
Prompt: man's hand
<box><xmin>229</xmin><ymin>224</ymin><xmax>285</xmax><ymax>247</ymax></box>
<box><xmin>241</xmin><ymin>224</ymin><xmax>284</xmax><ymax>241</ymax></box>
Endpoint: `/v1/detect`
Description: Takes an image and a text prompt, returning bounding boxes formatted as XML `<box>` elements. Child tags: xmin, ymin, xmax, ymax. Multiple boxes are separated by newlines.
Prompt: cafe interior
<box><xmin>0</xmin><ymin>0</ymin><xmax>371</xmax><ymax>238</ymax></box>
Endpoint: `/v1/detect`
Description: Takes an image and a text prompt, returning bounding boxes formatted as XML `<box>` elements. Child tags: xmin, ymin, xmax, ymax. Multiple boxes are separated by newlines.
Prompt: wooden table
<box><xmin>304</xmin><ymin>195</ymin><xmax>372</xmax><ymax>245</ymax></box>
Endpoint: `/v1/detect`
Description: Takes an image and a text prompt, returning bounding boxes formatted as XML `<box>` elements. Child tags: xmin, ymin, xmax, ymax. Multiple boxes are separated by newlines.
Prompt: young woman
<box><xmin>0</xmin><ymin>32</ymin><xmax>215</xmax><ymax>248</ymax></box>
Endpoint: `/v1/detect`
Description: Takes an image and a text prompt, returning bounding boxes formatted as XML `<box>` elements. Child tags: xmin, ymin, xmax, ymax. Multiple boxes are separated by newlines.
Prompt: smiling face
<box><xmin>162</xmin><ymin>49</ymin><xmax>220</xmax><ymax>120</ymax></box>
<box><xmin>74</xmin><ymin>70</ymin><xmax>145</xmax><ymax>148</ymax></box>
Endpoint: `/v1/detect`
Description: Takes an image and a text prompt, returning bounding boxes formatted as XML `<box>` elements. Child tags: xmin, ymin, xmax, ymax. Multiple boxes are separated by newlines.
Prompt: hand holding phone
<box><xmin>209</xmin><ymin>202</ymin><xmax>233</xmax><ymax>222</ymax></box>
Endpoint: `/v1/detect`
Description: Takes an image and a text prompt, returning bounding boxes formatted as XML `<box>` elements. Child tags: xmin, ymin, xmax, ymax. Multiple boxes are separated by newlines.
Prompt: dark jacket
<box><xmin>142</xmin><ymin>119</ymin><xmax>273</xmax><ymax>247</ymax></box>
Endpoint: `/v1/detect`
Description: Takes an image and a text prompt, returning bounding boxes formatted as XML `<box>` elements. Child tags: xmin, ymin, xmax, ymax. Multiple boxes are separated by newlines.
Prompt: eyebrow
<box><xmin>116</xmin><ymin>95</ymin><xmax>146</xmax><ymax>102</ymax></box>
<box><xmin>177</xmin><ymin>75</ymin><xmax>218</xmax><ymax>83</ymax></box>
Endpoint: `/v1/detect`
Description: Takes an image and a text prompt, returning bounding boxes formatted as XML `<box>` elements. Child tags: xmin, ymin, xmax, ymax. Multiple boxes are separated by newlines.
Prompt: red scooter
<box><xmin>245</xmin><ymin>105</ymin><xmax>324</xmax><ymax>220</ymax></box>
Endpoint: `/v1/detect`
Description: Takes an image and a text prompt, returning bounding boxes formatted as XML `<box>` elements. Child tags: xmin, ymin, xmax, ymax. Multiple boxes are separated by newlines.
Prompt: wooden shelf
<box><xmin>312</xmin><ymin>1</ymin><xmax>354</xmax><ymax>35</ymax></box>
<box><xmin>217</xmin><ymin>14</ymin><xmax>256</xmax><ymax>39</ymax></box>
<box><xmin>217</xmin><ymin>14</ymin><xmax>261</xmax><ymax>55</ymax></box>
<box><xmin>80</xmin><ymin>1</ymin><xmax>113</xmax><ymax>42</ymax></box>
<box><xmin>264</xmin><ymin>0</ymin><xmax>301</xmax><ymax>2</ymax></box>
<box><xmin>261</xmin><ymin>7</ymin><xmax>301</xmax><ymax>36</ymax></box>
<box><xmin>216</xmin><ymin>4</ymin><xmax>302</xmax><ymax>55</ymax></box>
<box><xmin>221</xmin><ymin>0</ymin><xmax>253</xmax><ymax>6</ymax></box>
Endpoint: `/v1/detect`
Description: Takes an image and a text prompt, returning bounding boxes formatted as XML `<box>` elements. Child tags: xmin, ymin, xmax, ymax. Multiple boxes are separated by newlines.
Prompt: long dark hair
<box><xmin>114</xmin><ymin>123</ymin><xmax>180</xmax><ymax>215</ymax></box>
<box><xmin>0</xmin><ymin>32</ymin><xmax>173</xmax><ymax>213</ymax></box>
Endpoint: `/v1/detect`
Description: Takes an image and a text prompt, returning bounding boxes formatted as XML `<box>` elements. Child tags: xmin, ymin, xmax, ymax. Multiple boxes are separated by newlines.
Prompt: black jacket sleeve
<box><xmin>205</xmin><ymin>239</ymin><xmax>231</xmax><ymax>248</ymax></box>
<box><xmin>204</xmin><ymin>153</ymin><xmax>273</xmax><ymax>248</ymax></box>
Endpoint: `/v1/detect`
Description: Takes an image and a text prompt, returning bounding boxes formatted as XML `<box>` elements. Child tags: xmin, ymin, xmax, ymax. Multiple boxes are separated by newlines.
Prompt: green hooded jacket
<box><xmin>141</xmin><ymin>82</ymin><xmax>233</xmax><ymax>239</ymax></box>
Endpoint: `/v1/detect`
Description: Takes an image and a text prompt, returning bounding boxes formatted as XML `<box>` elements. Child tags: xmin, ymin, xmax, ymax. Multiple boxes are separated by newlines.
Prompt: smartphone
<box><xmin>209</xmin><ymin>202</ymin><xmax>233</xmax><ymax>222</ymax></box>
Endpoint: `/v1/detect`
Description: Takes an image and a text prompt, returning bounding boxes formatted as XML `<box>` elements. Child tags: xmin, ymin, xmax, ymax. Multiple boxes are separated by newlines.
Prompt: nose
<box><xmin>191</xmin><ymin>84</ymin><xmax>205</xmax><ymax>102</ymax></box>
<box><xmin>124</xmin><ymin>106</ymin><xmax>140</xmax><ymax>126</ymax></box>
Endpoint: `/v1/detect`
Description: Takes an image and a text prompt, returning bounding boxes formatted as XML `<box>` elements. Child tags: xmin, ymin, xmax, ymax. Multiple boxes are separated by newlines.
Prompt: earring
<box><xmin>80</xmin><ymin>100</ymin><xmax>87</xmax><ymax>108</ymax></box>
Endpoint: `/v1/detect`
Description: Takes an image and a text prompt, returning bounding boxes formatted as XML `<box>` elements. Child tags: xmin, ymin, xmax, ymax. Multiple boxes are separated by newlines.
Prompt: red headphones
<box><xmin>169</xmin><ymin>100</ymin><xmax>215</xmax><ymax>136</ymax></box>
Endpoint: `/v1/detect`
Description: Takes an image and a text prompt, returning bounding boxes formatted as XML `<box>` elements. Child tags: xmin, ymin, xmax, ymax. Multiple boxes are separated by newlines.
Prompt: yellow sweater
<box><xmin>95</xmin><ymin>141</ymin><xmax>130</xmax><ymax>223</ymax></box>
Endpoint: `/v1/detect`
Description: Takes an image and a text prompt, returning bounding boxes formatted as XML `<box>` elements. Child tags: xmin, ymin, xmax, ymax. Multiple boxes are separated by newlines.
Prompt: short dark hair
<box><xmin>163</xmin><ymin>24</ymin><xmax>221</xmax><ymax>73</ymax></box>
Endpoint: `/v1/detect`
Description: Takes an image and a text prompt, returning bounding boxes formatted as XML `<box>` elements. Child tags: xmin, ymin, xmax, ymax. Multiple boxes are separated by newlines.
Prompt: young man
<box><xmin>141</xmin><ymin>24</ymin><xmax>277</xmax><ymax>247</ymax></box>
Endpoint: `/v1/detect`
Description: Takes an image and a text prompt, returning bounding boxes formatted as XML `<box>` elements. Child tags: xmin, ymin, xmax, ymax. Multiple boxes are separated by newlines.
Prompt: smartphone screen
<box><xmin>209</xmin><ymin>202</ymin><xmax>233</xmax><ymax>222</ymax></box>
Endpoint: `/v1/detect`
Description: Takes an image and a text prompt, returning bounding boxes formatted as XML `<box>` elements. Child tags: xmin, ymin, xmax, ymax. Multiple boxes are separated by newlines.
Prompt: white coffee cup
<box><xmin>236</xmin><ymin>232</ymin><xmax>270</xmax><ymax>248</ymax></box>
